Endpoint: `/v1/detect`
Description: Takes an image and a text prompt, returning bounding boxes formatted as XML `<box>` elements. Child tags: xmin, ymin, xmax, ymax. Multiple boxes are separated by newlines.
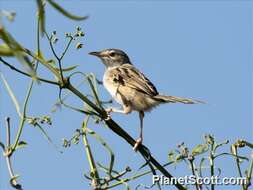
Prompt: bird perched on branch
<box><xmin>89</xmin><ymin>49</ymin><xmax>203</xmax><ymax>151</ymax></box>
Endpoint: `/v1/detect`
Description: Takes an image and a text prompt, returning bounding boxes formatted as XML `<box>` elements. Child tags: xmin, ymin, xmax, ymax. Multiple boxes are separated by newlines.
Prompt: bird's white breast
<box><xmin>103</xmin><ymin>68</ymin><xmax>124</xmax><ymax>105</ymax></box>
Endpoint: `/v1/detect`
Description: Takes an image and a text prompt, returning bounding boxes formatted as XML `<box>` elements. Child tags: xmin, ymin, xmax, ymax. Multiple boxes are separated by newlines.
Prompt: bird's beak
<box><xmin>89</xmin><ymin>51</ymin><xmax>101</xmax><ymax>57</ymax></box>
<box><xmin>89</xmin><ymin>51</ymin><xmax>109</xmax><ymax>58</ymax></box>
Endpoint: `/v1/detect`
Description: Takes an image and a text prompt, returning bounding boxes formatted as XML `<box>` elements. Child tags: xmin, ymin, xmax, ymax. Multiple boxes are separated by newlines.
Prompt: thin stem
<box><xmin>209</xmin><ymin>143</ymin><xmax>215</xmax><ymax>190</ymax></box>
<box><xmin>36</xmin><ymin>9</ymin><xmax>41</xmax><ymax>59</ymax></box>
<box><xmin>103</xmin><ymin>160</ymin><xmax>178</xmax><ymax>189</ymax></box>
<box><xmin>60</xmin><ymin>36</ymin><xmax>73</xmax><ymax>60</ymax></box>
<box><xmin>98</xmin><ymin>165</ymin><xmax>130</xmax><ymax>186</ymax></box>
<box><xmin>243</xmin><ymin>140</ymin><xmax>253</xmax><ymax>149</ymax></box>
<box><xmin>11</xmin><ymin>118</ymin><xmax>25</xmax><ymax>152</ymax></box>
<box><xmin>231</xmin><ymin>141</ymin><xmax>253</xmax><ymax>190</ymax></box>
<box><xmin>87</xmin><ymin>75</ymin><xmax>102</xmax><ymax>108</ymax></box>
<box><xmin>12</xmin><ymin>80</ymin><xmax>33</xmax><ymax>151</ymax></box>
<box><xmin>234</xmin><ymin>146</ymin><xmax>243</xmax><ymax>174</ymax></box>
<box><xmin>0</xmin><ymin>57</ymin><xmax>59</xmax><ymax>85</ymax></box>
<box><xmin>45</xmin><ymin>31</ymin><xmax>60</xmax><ymax>60</ymax></box>
<box><xmin>45</xmin><ymin>31</ymin><xmax>73</xmax><ymax>83</ymax></box>
<box><xmin>24</xmin><ymin>48</ymin><xmax>61</xmax><ymax>79</ymax></box>
<box><xmin>5</xmin><ymin>117</ymin><xmax>22</xmax><ymax>190</ymax></box>
<box><xmin>6</xmin><ymin>117</ymin><xmax>10</xmax><ymax>146</ymax></box>
<box><xmin>44</xmin><ymin>31</ymin><xmax>64</xmax><ymax>82</ymax></box>
<box><xmin>106</xmin><ymin>171</ymin><xmax>146</xmax><ymax>189</ymax></box>
<box><xmin>233</xmin><ymin>145</ymin><xmax>246</xmax><ymax>190</ymax></box>
<box><xmin>57</xmin><ymin>37</ymin><xmax>73</xmax><ymax>82</ymax></box>
<box><xmin>58</xmin><ymin>88</ymin><xmax>99</xmax><ymax>116</ymax></box>
<box><xmin>199</xmin><ymin>158</ymin><xmax>205</xmax><ymax>178</ymax></box>
<box><xmin>189</xmin><ymin>158</ymin><xmax>200</xmax><ymax>190</ymax></box>
<box><xmin>110</xmin><ymin>169</ymin><xmax>129</xmax><ymax>182</ymax></box>
<box><xmin>67</xmin><ymin>83</ymin><xmax>105</xmax><ymax>116</ymax></box>
<box><xmin>82</xmin><ymin>117</ymin><xmax>100</xmax><ymax>189</ymax></box>
<box><xmin>246</xmin><ymin>153</ymin><xmax>253</xmax><ymax>189</ymax></box>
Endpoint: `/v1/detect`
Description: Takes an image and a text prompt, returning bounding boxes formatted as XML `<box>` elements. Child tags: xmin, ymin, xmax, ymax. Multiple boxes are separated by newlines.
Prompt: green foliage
<box><xmin>16</xmin><ymin>141</ymin><xmax>28</xmax><ymax>150</ymax></box>
<box><xmin>46</xmin><ymin>0</ymin><xmax>88</xmax><ymax>21</ymax></box>
<box><xmin>167</xmin><ymin>135</ymin><xmax>253</xmax><ymax>190</ymax></box>
<box><xmin>192</xmin><ymin>144</ymin><xmax>208</xmax><ymax>156</ymax></box>
<box><xmin>0</xmin><ymin>43</ymin><xmax>14</xmax><ymax>56</ymax></box>
<box><xmin>1</xmin><ymin>73</ymin><xmax>22</xmax><ymax>117</ymax></box>
<box><xmin>0</xmin><ymin>26</ymin><xmax>37</xmax><ymax>79</ymax></box>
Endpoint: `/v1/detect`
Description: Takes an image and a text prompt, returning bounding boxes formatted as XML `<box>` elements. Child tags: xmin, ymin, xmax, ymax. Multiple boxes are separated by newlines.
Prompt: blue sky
<box><xmin>0</xmin><ymin>1</ymin><xmax>252</xmax><ymax>190</ymax></box>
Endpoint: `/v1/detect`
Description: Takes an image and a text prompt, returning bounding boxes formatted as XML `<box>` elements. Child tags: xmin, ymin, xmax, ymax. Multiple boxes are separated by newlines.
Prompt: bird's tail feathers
<box><xmin>153</xmin><ymin>94</ymin><xmax>204</xmax><ymax>104</ymax></box>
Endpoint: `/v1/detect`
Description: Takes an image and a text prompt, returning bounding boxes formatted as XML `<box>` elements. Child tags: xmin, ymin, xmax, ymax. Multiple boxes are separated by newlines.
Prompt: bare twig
<box><xmin>4</xmin><ymin>117</ymin><xmax>22</xmax><ymax>190</ymax></box>
<box><xmin>60</xmin><ymin>35</ymin><xmax>73</xmax><ymax>60</ymax></box>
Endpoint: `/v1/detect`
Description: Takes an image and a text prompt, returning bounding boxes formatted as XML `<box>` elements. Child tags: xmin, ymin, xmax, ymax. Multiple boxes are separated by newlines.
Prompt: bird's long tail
<box><xmin>153</xmin><ymin>94</ymin><xmax>204</xmax><ymax>104</ymax></box>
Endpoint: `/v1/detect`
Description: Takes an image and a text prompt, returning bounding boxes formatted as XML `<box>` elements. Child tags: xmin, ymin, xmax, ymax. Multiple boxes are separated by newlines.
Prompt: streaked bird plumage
<box><xmin>89</xmin><ymin>48</ymin><xmax>202</xmax><ymax>150</ymax></box>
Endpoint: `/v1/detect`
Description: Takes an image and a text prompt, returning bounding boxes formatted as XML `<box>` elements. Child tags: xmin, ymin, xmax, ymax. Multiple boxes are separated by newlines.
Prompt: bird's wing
<box><xmin>110</xmin><ymin>64</ymin><xmax>158</xmax><ymax>96</ymax></box>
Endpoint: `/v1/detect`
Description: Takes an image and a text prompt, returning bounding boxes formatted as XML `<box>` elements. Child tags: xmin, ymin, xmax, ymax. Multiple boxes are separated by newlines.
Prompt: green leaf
<box><xmin>16</xmin><ymin>141</ymin><xmax>28</xmax><ymax>149</ymax></box>
<box><xmin>192</xmin><ymin>144</ymin><xmax>209</xmax><ymax>156</ymax></box>
<box><xmin>75</xmin><ymin>42</ymin><xmax>83</xmax><ymax>49</ymax></box>
<box><xmin>54</xmin><ymin>65</ymin><xmax>79</xmax><ymax>72</ymax></box>
<box><xmin>47</xmin><ymin>0</ymin><xmax>89</xmax><ymax>20</ymax></box>
<box><xmin>168</xmin><ymin>150</ymin><xmax>175</xmax><ymax>162</ymax></box>
<box><xmin>0</xmin><ymin>73</ymin><xmax>22</xmax><ymax>117</ymax></box>
<box><xmin>0</xmin><ymin>26</ymin><xmax>37</xmax><ymax>79</ymax></box>
<box><xmin>87</xmin><ymin>73</ymin><xmax>101</xmax><ymax>108</ymax></box>
<box><xmin>175</xmin><ymin>154</ymin><xmax>185</xmax><ymax>161</ymax></box>
<box><xmin>0</xmin><ymin>43</ymin><xmax>14</xmax><ymax>56</ymax></box>
<box><xmin>199</xmin><ymin>157</ymin><xmax>206</xmax><ymax>176</ymax></box>
<box><xmin>36</xmin><ymin>123</ymin><xmax>58</xmax><ymax>147</ymax></box>
<box><xmin>244</xmin><ymin>140</ymin><xmax>253</xmax><ymax>149</ymax></box>
<box><xmin>86</xmin><ymin>127</ymin><xmax>115</xmax><ymax>176</ymax></box>
<box><xmin>62</xmin><ymin>138</ymin><xmax>70</xmax><ymax>148</ymax></box>
<box><xmin>24</xmin><ymin>48</ymin><xmax>61</xmax><ymax>79</ymax></box>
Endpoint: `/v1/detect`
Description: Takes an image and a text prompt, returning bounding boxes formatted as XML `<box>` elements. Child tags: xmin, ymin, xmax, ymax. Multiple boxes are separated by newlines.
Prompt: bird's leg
<box><xmin>106</xmin><ymin>104</ymin><xmax>132</xmax><ymax>115</ymax></box>
<box><xmin>133</xmin><ymin>111</ymin><xmax>144</xmax><ymax>151</ymax></box>
<box><xmin>106</xmin><ymin>91</ymin><xmax>132</xmax><ymax>115</ymax></box>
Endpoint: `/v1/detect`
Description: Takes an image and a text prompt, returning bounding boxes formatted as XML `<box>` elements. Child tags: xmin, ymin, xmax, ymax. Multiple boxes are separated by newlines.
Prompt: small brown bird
<box><xmin>89</xmin><ymin>49</ymin><xmax>202</xmax><ymax>151</ymax></box>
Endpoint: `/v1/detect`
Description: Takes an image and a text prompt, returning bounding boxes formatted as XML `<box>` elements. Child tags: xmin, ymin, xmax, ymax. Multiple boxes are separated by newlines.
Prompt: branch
<box><xmin>2</xmin><ymin>59</ymin><xmax>186</xmax><ymax>190</ymax></box>
<box><xmin>0</xmin><ymin>57</ymin><xmax>59</xmax><ymax>85</ymax></box>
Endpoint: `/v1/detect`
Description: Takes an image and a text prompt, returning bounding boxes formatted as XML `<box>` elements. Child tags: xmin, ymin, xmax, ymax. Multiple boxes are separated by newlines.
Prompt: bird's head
<box><xmin>89</xmin><ymin>49</ymin><xmax>131</xmax><ymax>68</ymax></box>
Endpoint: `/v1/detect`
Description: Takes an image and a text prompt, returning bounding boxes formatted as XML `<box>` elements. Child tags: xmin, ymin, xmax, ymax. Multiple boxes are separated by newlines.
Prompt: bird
<box><xmin>89</xmin><ymin>48</ymin><xmax>203</xmax><ymax>151</ymax></box>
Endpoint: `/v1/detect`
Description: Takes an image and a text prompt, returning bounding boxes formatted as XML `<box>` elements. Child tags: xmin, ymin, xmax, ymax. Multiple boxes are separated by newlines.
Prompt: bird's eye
<box><xmin>110</xmin><ymin>52</ymin><xmax>116</xmax><ymax>57</ymax></box>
